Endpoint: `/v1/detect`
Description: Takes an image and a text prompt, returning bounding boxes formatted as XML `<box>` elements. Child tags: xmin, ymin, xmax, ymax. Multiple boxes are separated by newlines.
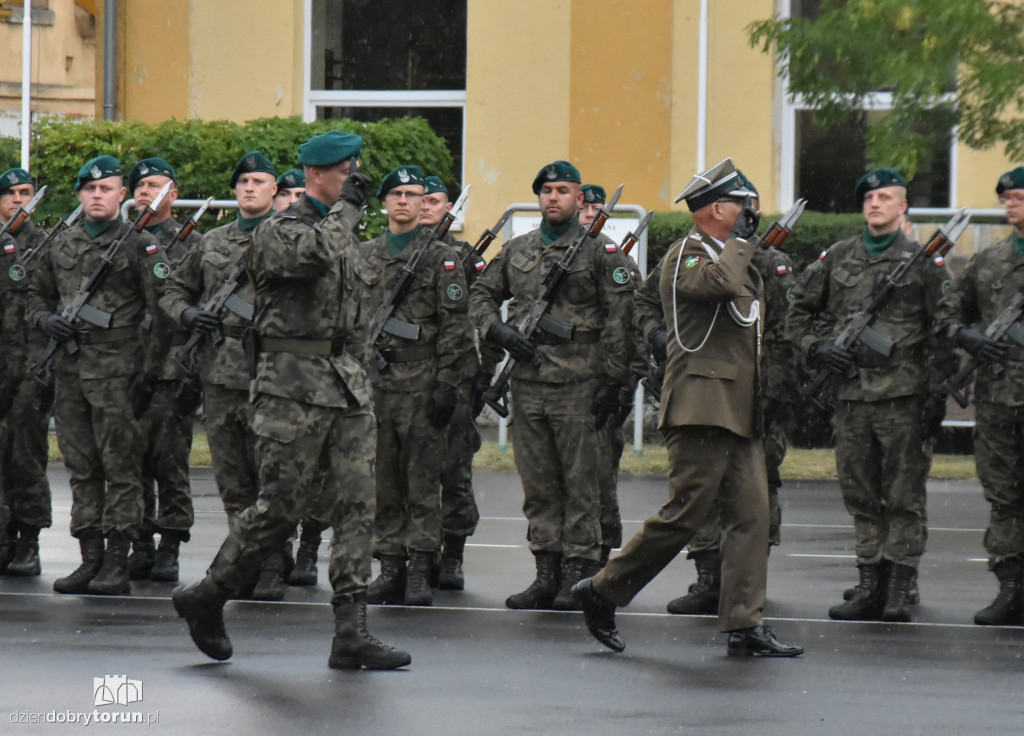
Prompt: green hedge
<box><xmin>3</xmin><ymin>115</ymin><xmax>455</xmax><ymax>238</ymax></box>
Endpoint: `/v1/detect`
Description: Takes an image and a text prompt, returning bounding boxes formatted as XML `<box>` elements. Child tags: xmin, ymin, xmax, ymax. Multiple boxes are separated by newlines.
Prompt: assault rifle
<box><xmin>464</xmin><ymin>207</ymin><xmax>512</xmax><ymax>272</ymax></box>
<box><xmin>0</xmin><ymin>185</ymin><xmax>47</xmax><ymax>241</ymax></box>
<box><xmin>942</xmin><ymin>286</ymin><xmax>1024</xmax><ymax>408</ymax></box>
<box><xmin>175</xmin><ymin>196</ymin><xmax>213</xmax><ymax>243</ymax></box>
<box><xmin>483</xmin><ymin>184</ymin><xmax>623</xmax><ymax>418</ymax></box>
<box><xmin>30</xmin><ymin>181</ymin><xmax>172</xmax><ymax>386</ymax></box>
<box><xmin>753</xmin><ymin>198</ymin><xmax>806</xmax><ymax>249</ymax></box>
<box><xmin>15</xmin><ymin>204</ymin><xmax>84</xmax><ymax>272</ymax></box>
<box><xmin>620</xmin><ymin>209</ymin><xmax>653</xmax><ymax>257</ymax></box>
<box><xmin>367</xmin><ymin>185</ymin><xmax>470</xmax><ymax>372</ymax></box>
<box><xmin>805</xmin><ymin>208</ymin><xmax>972</xmax><ymax>405</ymax></box>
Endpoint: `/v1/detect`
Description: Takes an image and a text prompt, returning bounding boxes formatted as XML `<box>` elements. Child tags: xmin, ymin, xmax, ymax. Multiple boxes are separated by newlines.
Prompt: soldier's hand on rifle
<box><xmin>728</xmin><ymin>195</ymin><xmax>761</xmax><ymax>240</ymax></box>
<box><xmin>181</xmin><ymin>306</ymin><xmax>221</xmax><ymax>335</ymax></box>
<box><xmin>428</xmin><ymin>381</ymin><xmax>458</xmax><ymax>429</ymax></box>
<box><xmin>470</xmin><ymin>371</ymin><xmax>492</xmax><ymax>418</ymax></box>
<box><xmin>650</xmin><ymin>328</ymin><xmax>668</xmax><ymax>362</ymax></box>
<box><xmin>39</xmin><ymin>313</ymin><xmax>75</xmax><ymax>343</ymax></box>
<box><xmin>920</xmin><ymin>393</ymin><xmax>947</xmax><ymax>440</ymax></box>
<box><xmin>612</xmin><ymin>384</ymin><xmax>634</xmax><ymax>427</ymax></box>
<box><xmin>811</xmin><ymin>340</ymin><xmax>854</xmax><ymax>375</ymax></box>
<box><xmin>592</xmin><ymin>378</ymin><xmax>625</xmax><ymax>430</ymax></box>
<box><xmin>487</xmin><ymin>322</ymin><xmax>539</xmax><ymax>365</ymax></box>
<box><xmin>128</xmin><ymin>372</ymin><xmax>158</xmax><ymax>420</ymax></box>
<box><xmin>0</xmin><ymin>376</ymin><xmax>23</xmax><ymax>421</ymax></box>
<box><xmin>340</xmin><ymin>171</ymin><xmax>373</xmax><ymax>208</ymax></box>
<box><xmin>956</xmin><ymin>326</ymin><xmax>1007</xmax><ymax>364</ymax></box>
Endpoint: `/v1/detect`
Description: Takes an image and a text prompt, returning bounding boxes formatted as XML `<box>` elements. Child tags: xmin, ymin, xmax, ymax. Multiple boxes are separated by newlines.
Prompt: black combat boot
<box><xmin>127</xmin><ymin>533</ymin><xmax>156</xmax><ymax>581</ymax></box>
<box><xmin>505</xmin><ymin>551</ymin><xmax>561</xmax><ymax>610</ymax></box>
<box><xmin>172</xmin><ymin>576</ymin><xmax>232</xmax><ymax>661</ymax></box>
<box><xmin>843</xmin><ymin>564</ymin><xmax>920</xmax><ymax>604</ymax></box>
<box><xmin>251</xmin><ymin>549</ymin><xmax>288</xmax><ymax>601</ymax></box>
<box><xmin>881</xmin><ymin>563</ymin><xmax>916</xmax><ymax>622</ymax></box>
<box><xmin>150</xmin><ymin>532</ymin><xmax>182</xmax><ymax>583</ymax></box>
<box><xmin>366</xmin><ymin>554</ymin><xmax>407</xmax><ymax>605</ymax></box>
<box><xmin>288</xmin><ymin>526</ymin><xmax>322</xmax><ymax>586</ymax></box>
<box><xmin>553</xmin><ymin>557</ymin><xmax>602</xmax><ymax>611</ymax></box>
<box><xmin>88</xmin><ymin>530</ymin><xmax>132</xmax><ymax>595</ymax></box>
<box><xmin>666</xmin><ymin>552</ymin><xmax>721</xmax><ymax>615</ymax></box>
<box><xmin>53</xmin><ymin>533</ymin><xmax>105</xmax><ymax>594</ymax></box>
<box><xmin>829</xmin><ymin>564</ymin><xmax>886</xmax><ymax>620</ymax></box>
<box><xmin>438</xmin><ymin>533</ymin><xmax>467</xmax><ymax>591</ymax></box>
<box><xmin>974</xmin><ymin>558</ymin><xmax>1024</xmax><ymax>626</ymax></box>
<box><xmin>328</xmin><ymin>598</ymin><xmax>411</xmax><ymax>670</ymax></box>
<box><xmin>404</xmin><ymin>550</ymin><xmax>433</xmax><ymax>606</ymax></box>
<box><xmin>0</xmin><ymin>516</ymin><xmax>16</xmax><ymax>574</ymax></box>
<box><xmin>5</xmin><ymin>523</ymin><xmax>42</xmax><ymax>577</ymax></box>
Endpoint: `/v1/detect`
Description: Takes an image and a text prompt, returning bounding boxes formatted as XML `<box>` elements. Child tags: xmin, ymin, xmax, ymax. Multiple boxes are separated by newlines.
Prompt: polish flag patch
<box><xmin>3</xmin><ymin>243</ymin><xmax>15</xmax><ymax>254</ymax></box>
<box><xmin>933</xmin><ymin>255</ymin><xmax>945</xmax><ymax>266</ymax></box>
<box><xmin>474</xmin><ymin>259</ymin><xmax>486</xmax><ymax>271</ymax></box>
<box><xmin>443</xmin><ymin>259</ymin><xmax>456</xmax><ymax>271</ymax></box>
<box><xmin>146</xmin><ymin>243</ymin><xmax>159</xmax><ymax>255</ymax></box>
<box><xmin>605</xmin><ymin>243</ymin><xmax>617</xmax><ymax>253</ymax></box>
<box><xmin>818</xmin><ymin>251</ymin><xmax>828</xmax><ymax>260</ymax></box>
<box><xmin>776</xmin><ymin>264</ymin><xmax>790</xmax><ymax>275</ymax></box>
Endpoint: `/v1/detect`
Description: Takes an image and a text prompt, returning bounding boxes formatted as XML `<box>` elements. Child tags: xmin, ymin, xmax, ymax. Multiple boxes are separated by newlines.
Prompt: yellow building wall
<box><xmin>118</xmin><ymin>0</ymin><xmax>190</xmax><ymax>122</ymax></box>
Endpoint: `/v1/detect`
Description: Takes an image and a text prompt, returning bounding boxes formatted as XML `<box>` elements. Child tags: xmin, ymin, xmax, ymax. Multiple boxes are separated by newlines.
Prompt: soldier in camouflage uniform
<box><xmin>358</xmin><ymin>166</ymin><xmax>475</xmax><ymax>607</ymax></box>
<box><xmin>27</xmin><ymin>155</ymin><xmax>172</xmax><ymax>596</ymax></box>
<box><xmin>935</xmin><ymin>166</ymin><xmax>1024</xmax><ymax>626</ymax></box>
<box><xmin>173</xmin><ymin>131</ymin><xmax>410</xmax><ymax>670</ymax></box>
<box><xmin>787</xmin><ymin>168</ymin><xmax>956</xmax><ymax>623</ymax></box>
<box><xmin>125</xmin><ymin>158</ymin><xmax>199</xmax><ymax>584</ymax></box>
<box><xmin>160</xmin><ymin>151</ymin><xmax>288</xmax><ymax>599</ymax></box>
<box><xmin>274</xmin><ymin>168</ymin><xmax>306</xmax><ymax>212</ymax></box>
<box><xmin>0</xmin><ymin>168</ymin><xmax>52</xmax><ymax>577</ymax></box>
<box><xmin>470</xmin><ymin>161</ymin><xmax>635</xmax><ymax>611</ymax></box>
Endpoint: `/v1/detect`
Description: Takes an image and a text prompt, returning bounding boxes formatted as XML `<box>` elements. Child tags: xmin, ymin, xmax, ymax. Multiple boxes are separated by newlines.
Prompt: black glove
<box><xmin>729</xmin><ymin>196</ymin><xmax>761</xmax><ymax>240</ymax></box>
<box><xmin>181</xmin><ymin>306</ymin><xmax>220</xmax><ymax>335</ymax></box>
<box><xmin>470</xmin><ymin>371</ymin><xmax>492</xmax><ymax>418</ymax></box>
<box><xmin>175</xmin><ymin>376</ymin><xmax>203</xmax><ymax>417</ymax></box>
<box><xmin>920</xmin><ymin>393</ymin><xmax>947</xmax><ymax>440</ymax></box>
<box><xmin>811</xmin><ymin>340</ymin><xmax>855</xmax><ymax>375</ymax></box>
<box><xmin>128</xmin><ymin>372</ymin><xmax>158</xmax><ymax>420</ymax></box>
<box><xmin>40</xmin><ymin>313</ymin><xmax>75</xmax><ymax>343</ymax></box>
<box><xmin>0</xmin><ymin>376</ymin><xmax>23</xmax><ymax>421</ymax></box>
<box><xmin>956</xmin><ymin>326</ymin><xmax>1007</xmax><ymax>364</ymax></box>
<box><xmin>612</xmin><ymin>385</ymin><xmax>634</xmax><ymax>427</ymax></box>
<box><xmin>650</xmin><ymin>328</ymin><xmax>668</xmax><ymax>363</ymax></box>
<box><xmin>487</xmin><ymin>322</ymin><xmax>539</xmax><ymax>364</ymax></box>
<box><xmin>340</xmin><ymin>171</ymin><xmax>373</xmax><ymax>207</ymax></box>
<box><xmin>592</xmin><ymin>378</ymin><xmax>625</xmax><ymax>430</ymax></box>
<box><xmin>428</xmin><ymin>381</ymin><xmax>458</xmax><ymax>429</ymax></box>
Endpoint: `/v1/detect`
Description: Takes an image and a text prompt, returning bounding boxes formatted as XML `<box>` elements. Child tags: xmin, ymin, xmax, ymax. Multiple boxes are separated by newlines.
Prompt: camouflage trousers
<box><xmin>202</xmin><ymin>383</ymin><xmax>258</xmax><ymax>520</ymax></box>
<box><xmin>54</xmin><ymin>372</ymin><xmax>144</xmax><ymax>538</ymax></box>
<box><xmin>974</xmin><ymin>401</ymin><xmax>1024</xmax><ymax>568</ymax></box>
<box><xmin>373</xmin><ymin>388</ymin><xmax>445</xmax><ymax>557</ymax></box>
<box><xmin>685</xmin><ymin>419</ymin><xmax>787</xmax><ymax>556</ymax></box>
<box><xmin>834</xmin><ymin>395</ymin><xmax>930</xmax><ymax>568</ymax></box>
<box><xmin>0</xmin><ymin>378</ymin><xmax>53</xmax><ymax>529</ymax></box>
<box><xmin>599</xmin><ymin>423</ymin><xmax>625</xmax><ymax>549</ymax></box>
<box><xmin>209</xmin><ymin>394</ymin><xmax>376</xmax><ymax>606</ymax></box>
<box><xmin>441</xmin><ymin>384</ymin><xmax>480</xmax><ymax>539</ymax></box>
<box><xmin>139</xmin><ymin>380</ymin><xmax>194</xmax><ymax>539</ymax></box>
<box><xmin>509</xmin><ymin>377</ymin><xmax>603</xmax><ymax>562</ymax></box>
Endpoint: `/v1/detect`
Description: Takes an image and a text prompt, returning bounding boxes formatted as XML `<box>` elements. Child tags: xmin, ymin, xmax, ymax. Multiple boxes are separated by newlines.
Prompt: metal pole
<box><xmin>19</xmin><ymin>0</ymin><xmax>32</xmax><ymax>169</ymax></box>
<box><xmin>696</xmin><ymin>0</ymin><xmax>709</xmax><ymax>172</ymax></box>
<box><xmin>103</xmin><ymin>0</ymin><xmax>117</xmax><ymax>121</ymax></box>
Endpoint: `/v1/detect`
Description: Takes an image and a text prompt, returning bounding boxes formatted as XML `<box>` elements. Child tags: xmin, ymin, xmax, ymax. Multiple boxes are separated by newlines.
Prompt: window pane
<box><xmin>310</xmin><ymin>0</ymin><xmax>466</xmax><ymax>92</ymax></box>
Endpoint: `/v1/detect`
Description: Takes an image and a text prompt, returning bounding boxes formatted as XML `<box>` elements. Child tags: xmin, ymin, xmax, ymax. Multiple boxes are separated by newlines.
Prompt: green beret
<box><xmin>532</xmin><ymin>160</ymin><xmax>582</xmax><ymax>195</ymax></box>
<box><xmin>276</xmin><ymin>168</ymin><xmax>306</xmax><ymax>190</ymax></box>
<box><xmin>996</xmin><ymin>166</ymin><xmax>1024</xmax><ymax>195</ymax></box>
<box><xmin>230</xmin><ymin>151</ymin><xmax>276</xmax><ymax>188</ymax></box>
<box><xmin>423</xmin><ymin>176</ymin><xmax>448</xmax><ymax>196</ymax></box>
<box><xmin>581</xmin><ymin>184</ymin><xmax>606</xmax><ymax>205</ymax></box>
<box><xmin>75</xmin><ymin>155</ymin><xmax>122</xmax><ymax>191</ymax></box>
<box><xmin>855</xmin><ymin>168</ymin><xmax>907</xmax><ymax>205</ymax></box>
<box><xmin>733</xmin><ymin>170</ymin><xmax>759</xmax><ymax>199</ymax></box>
<box><xmin>128</xmin><ymin>157</ymin><xmax>177</xmax><ymax>193</ymax></box>
<box><xmin>0</xmin><ymin>167</ymin><xmax>34</xmax><ymax>194</ymax></box>
<box><xmin>376</xmin><ymin>165</ymin><xmax>426</xmax><ymax>198</ymax></box>
<box><xmin>675</xmin><ymin>157</ymin><xmax>742</xmax><ymax>212</ymax></box>
<box><xmin>297</xmin><ymin>131</ymin><xmax>362</xmax><ymax>167</ymax></box>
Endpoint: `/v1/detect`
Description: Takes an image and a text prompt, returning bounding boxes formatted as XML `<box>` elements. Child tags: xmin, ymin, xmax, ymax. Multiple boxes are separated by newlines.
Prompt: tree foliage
<box><xmin>749</xmin><ymin>0</ymin><xmax>1024</xmax><ymax>177</ymax></box>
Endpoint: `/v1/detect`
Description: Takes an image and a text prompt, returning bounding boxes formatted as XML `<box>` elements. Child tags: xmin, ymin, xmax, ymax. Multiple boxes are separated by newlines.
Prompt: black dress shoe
<box><xmin>726</xmin><ymin>625</ymin><xmax>803</xmax><ymax>657</ymax></box>
<box><xmin>571</xmin><ymin>578</ymin><xmax>625</xmax><ymax>653</ymax></box>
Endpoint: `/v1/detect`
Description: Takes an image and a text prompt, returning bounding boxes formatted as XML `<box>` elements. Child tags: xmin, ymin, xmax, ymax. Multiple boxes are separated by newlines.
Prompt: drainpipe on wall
<box><xmin>103</xmin><ymin>0</ymin><xmax>117</xmax><ymax>121</ymax></box>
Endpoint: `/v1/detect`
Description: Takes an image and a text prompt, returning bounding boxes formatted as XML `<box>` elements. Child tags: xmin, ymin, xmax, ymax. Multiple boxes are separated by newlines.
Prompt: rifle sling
<box><xmin>851</xmin><ymin>345</ymin><xmax>920</xmax><ymax>368</ymax></box>
<box><xmin>260</xmin><ymin>336</ymin><xmax>347</xmax><ymax>356</ymax></box>
<box><xmin>75</xmin><ymin>325</ymin><xmax>138</xmax><ymax>345</ymax></box>
<box><xmin>380</xmin><ymin>344</ymin><xmax>437</xmax><ymax>363</ymax></box>
<box><xmin>532</xmin><ymin>329</ymin><xmax>601</xmax><ymax>346</ymax></box>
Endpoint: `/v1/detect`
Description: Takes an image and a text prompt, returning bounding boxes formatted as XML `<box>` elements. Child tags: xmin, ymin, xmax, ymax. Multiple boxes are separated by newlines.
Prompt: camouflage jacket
<box><xmin>354</xmin><ymin>226</ymin><xmax>475</xmax><ymax>392</ymax></box>
<box><xmin>247</xmin><ymin>195</ymin><xmax>370</xmax><ymax>408</ymax></box>
<box><xmin>787</xmin><ymin>229</ymin><xmax>957</xmax><ymax>401</ymax></box>
<box><xmin>148</xmin><ymin>216</ymin><xmax>199</xmax><ymax>381</ymax></box>
<box><xmin>469</xmin><ymin>224</ymin><xmax>635</xmax><ymax>385</ymax></box>
<box><xmin>26</xmin><ymin>218</ymin><xmax>172</xmax><ymax>379</ymax></box>
<box><xmin>441</xmin><ymin>230</ymin><xmax>502</xmax><ymax>377</ymax></box>
<box><xmin>1</xmin><ymin>219</ymin><xmax>45</xmax><ymax>377</ymax></box>
<box><xmin>752</xmin><ymin>245</ymin><xmax>798</xmax><ymax>399</ymax></box>
<box><xmin>161</xmin><ymin>217</ymin><xmax>255</xmax><ymax>391</ymax></box>
<box><xmin>935</xmin><ymin>235</ymin><xmax>1024</xmax><ymax>407</ymax></box>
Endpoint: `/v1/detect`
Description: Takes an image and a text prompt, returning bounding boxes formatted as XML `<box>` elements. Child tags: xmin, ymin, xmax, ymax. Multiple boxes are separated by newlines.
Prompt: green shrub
<box><xmin>0</xmin><ymin>137</ymin><xmax>20</xmax><ymax>172</ymax></box>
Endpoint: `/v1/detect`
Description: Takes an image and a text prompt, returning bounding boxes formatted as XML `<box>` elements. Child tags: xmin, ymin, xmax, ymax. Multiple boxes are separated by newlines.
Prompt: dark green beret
<box><xmin>376</xmin><ymin>165</ymin><xmax>426</xmax><ymax>198</ymax></box>
<box><xmin>128</xmin><ymin>157</ymin><xmax>177</xmax><ymax>193</ymax></box>
<box><xmin>675</xmin><ymin>157</ymin><xmax>742</xmax><ymax>212</ymax></box>
<box><xmin>75</xmin><ymin>155</ymin><xmax>122</xmax><ymax>191</ymax></box>
<box><xmin>855</xmin><ymin>168</ymin><xmax>907</xmax><ymax>205</ymax></box>
<box><xmin>297</xmin><ymin>131</ymin><xmax>362</xmax><ymax>167</ymax></box>
<box><xmin>581</xmin><ymin>184</ymin><xmax>606</xmax><ymax>205</ymax></box>
<box><xmin>230</xmin><ymin>151</ymin><xmax>276</xmax><ymax>188</ymax></box>
<box><xmin>276</xmin><ymin>168</ymin><xmax>306</xmax><ymax>190</ymax></box>
<box><xmin>733</xmin><ymin>170</ymin><xmax>759</xmax><ymax>199</ymax></box>
<box><xmin>0</xmin><ymin>167</ymin><xmax>34</xmax><ymax>194</ymax></box>
<box><xmin>423</xmin><ymin>176</ymin><xmax>448</xmax><ymax>196</ymax></box>
<box><xmin>996</xmin><ymin>166</ymin><xmax>1024</xmax><ymax>194</ymax></box>
<box><xmin>532</xmin><ymin>160</ymin><xmax>582</xmax><ymax>195</ymax></box>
